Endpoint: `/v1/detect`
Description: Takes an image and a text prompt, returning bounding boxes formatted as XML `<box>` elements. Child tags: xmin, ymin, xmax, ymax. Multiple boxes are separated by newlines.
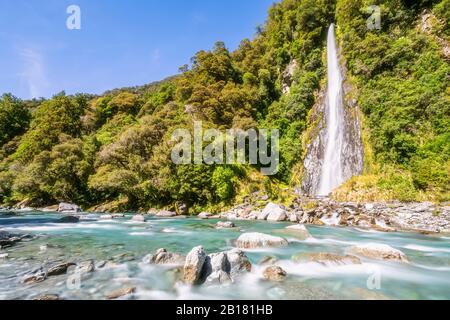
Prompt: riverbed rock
<box><xmin>58</xmin><ymin>216</ymin><xmax>80</xmax><ymax>223</ymax></box>
<box><xmin>292</xmin><ymin>252</ymin><xmax>361</xmax><ymax>266</ymax></box>
<box><xmin>106</xmin><ymin>287</ymin><xmax>136</xmax><ymax>300</ymax></box>
<box><xmin>143</xmin><ymin>248</ymin><xmax>186</xmax><ymax>266</ymax></box>
<box><xmin>350</xmin><ymin>244</ymin><xmax>409</xmax><ymax>263</ymax></box>
<box><xmin>200</xmin><ymin>249</ymin><xmax>251</xmax><ymax>285</ymax></box>
<box><xmin>99</xmin><ymin>214</ymin><xmax>113</xmax><ymax>220</ymax></box>
<box><xmin>283</xmin><ymin>224</ymin><xmax>311</xmax><ymax>240</ymax></box>
<box><xmin>131</xmin><ymin>215</ymin><xmax>145</xmax><ymax>222</ymax></box>
<box><xmin>289</xmin><ymin>213</ymin><xmax>299</xmax><ymax>223</ymax></box>
<box><xmin>263</xmin><ymin>266</ymin><xmax>287</xmax><ymax>282</ymax></box>
<box><xmin>203</xmin><ymin>252</ymin><xmax>232</xmax><ymax>285</ymax></box>
<box><xmin>198</xmin><ymin>212</ymin><xmax>212</xmax><ymax>219</ymax></box>
<box><xmin>216</xmin><ymin>221</ymin><xmax>236</xmax><ymax>229</ymax></box>
<box><xmin>75</xmin><ymin>260</ymin><xmax>95</xmax><ymax>274</ymax></box>
<box><xmin>47</xmin><ymin>262</ymin><xmax>76</xmax><ymax>276</ymax></box>
<box><xmin>112</xmin><ymin>214</ymin><xmax>125</xmax><ymax>218</ymax></box>
<box><xmin>58</xmin><ymin>202</ymin><xmax>81</xmax><ymax>213</ymax></box>
<box><xmin>22</xmin><ymin>267</ymin><xmax>47</xmax><ymax>284</ymax></box>
<box><xmin>235</xmin><ymin>233</ymin><xmax>289</xmax><ymax>249</ymax></box>
<box><xmin>183</xmin><ymin>246</ymin><xmax>207</xmax><ymax>285</ymax></box>
<box><xmin>226</xmin><ymin>248</ymin><xmax>252</xmax><ymax>279</ymax></box>
<box><xmin>156</xmin><ymin>210</ymin><xmax>177</xmax><ymax>218</ymax></box>
<box><xmin>266</xmin><ymin>204</ymin><xmax>287</xmax><ymax>222</ymax></box>
<box><xmin>258</xmin><ymin>256</ymin><xmax>278</xmax><ymax>266</ymax></box>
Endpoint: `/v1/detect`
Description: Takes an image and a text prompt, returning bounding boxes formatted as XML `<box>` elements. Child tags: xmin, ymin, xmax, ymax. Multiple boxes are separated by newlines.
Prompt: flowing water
<box><xmin>1</xmin><ymin>211</ymin><xmax>450</xmax><ymax>300</ymax></box>
<box><xmin>318</xmin><ymin>24</ymin><xmax>345</xmax><ymax>196</ymax></box>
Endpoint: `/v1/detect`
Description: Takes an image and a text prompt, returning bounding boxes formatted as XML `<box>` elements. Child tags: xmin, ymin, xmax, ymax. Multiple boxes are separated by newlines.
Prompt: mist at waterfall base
<box><xmin>317</xmin><ymin>24</ymin><xmax>346</xmax><ymax>197</ymax></box>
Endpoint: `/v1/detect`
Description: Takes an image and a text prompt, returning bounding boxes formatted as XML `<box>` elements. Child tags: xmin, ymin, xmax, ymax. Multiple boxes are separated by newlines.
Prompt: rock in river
<box><xmin>216</xmin><ymin>221</ymin><xmax>236</xmax><ymax>229</ymax></box>
<box><xmin>235</xmin><ymin>233</ymin><xmax>289</xmax><ymax>249</ymax></box>
<box><xmin>47</xmin><ymin>262</ymin><xmax>76</xmax><ymax>276</ymax></box>
<box><xmin>183</xmin><ymin>246</ymin><xmax>207</xmax><ymax>285</ymax></box>
<box><xmin>292</xmin><ymin>252</ymin><xmax>361</xmax><ymax>266</ymax></box>
<box><xmin>156</xmin><ymin>210</ymin><xmax>177</xmax><ymax>218</ymax></box>
<box><xmin>106</xmin><ymin>287</ymin><xmax>136</xmax><ymax>300</ymax></box>
<box><xmin>58</xmin><ymin>202</ymin><xmax>81</xmax><ymax>213</ymax></box>
<box><xmin>350</xmin><ymin>243</ymin><xmax>409</xmax><ymax>263</ymax></box>
<box><xmin>22</xmin><ymin>267</ymin><xmax>47</xmax><ymax>284</ymax></box>
<box><xmin>143</xmin><ymin>248</ymin><xmax>185</xmax><ymax>266</ymax></box>
<box><xmin>131</xmin><ymin>215</ymin><xmax>145</xmax><ymax>222</ymax></box>
<box><xmin>283</xmin><ymin>224</ymin><xmax>311</xmax><ymax>240</ymax></box>
<box><xmin>263</xmin><ymin>266</ymin><xmax>287</xmax><ymax>282</ymax></box>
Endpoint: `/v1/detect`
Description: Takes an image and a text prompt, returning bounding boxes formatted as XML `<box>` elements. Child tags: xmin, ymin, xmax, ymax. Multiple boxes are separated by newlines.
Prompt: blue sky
<box><xmin>0</xmin><ymin>0</ymin><xmax>276</xmax><ymax>99</ymax></box>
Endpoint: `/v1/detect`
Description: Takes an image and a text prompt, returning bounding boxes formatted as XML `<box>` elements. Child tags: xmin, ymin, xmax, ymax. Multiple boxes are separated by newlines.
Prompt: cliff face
<box><xmin>301</xmin><ymin>47</ymin><xmax>364</xmax><ymax>196</ymax></box>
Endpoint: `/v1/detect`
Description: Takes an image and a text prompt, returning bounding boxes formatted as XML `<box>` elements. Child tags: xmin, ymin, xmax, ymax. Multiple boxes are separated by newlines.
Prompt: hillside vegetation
<box><xmin>0</xmin><ymin>0</ymin><xmax>448</xmax><ymax>212</ymax></box>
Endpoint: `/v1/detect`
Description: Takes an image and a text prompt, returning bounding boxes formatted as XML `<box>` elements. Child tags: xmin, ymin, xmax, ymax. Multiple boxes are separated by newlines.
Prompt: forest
<box><xmin>0</xmin><ymin>0</ymin><xmax>448</xmax><ymax>213</ymax></box>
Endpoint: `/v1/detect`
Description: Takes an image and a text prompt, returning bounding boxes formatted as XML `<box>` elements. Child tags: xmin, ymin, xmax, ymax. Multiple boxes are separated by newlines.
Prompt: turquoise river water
<box><xmin>0</xmin><ymin>211</ymin><xmax>449</xmax><ymax>300</ymax></box>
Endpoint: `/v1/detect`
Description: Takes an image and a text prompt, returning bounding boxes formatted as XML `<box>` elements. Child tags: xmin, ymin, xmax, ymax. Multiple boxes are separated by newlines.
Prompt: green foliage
<box><xmin>212</xmin><ymin>166</ymin><xmax>236</xmax><ymax>201</ymax></box>
<box><xmin>0</xmin><ymin>94</ymin><xmax>31</xmax><ymax>146</ymax></box>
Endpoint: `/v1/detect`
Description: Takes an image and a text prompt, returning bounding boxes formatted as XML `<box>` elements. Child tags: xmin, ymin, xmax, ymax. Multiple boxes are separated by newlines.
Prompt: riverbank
<box><xmin>2</xmin><ymin>198</ymin><xmax>450</xmax><ymax>235</ymax></box>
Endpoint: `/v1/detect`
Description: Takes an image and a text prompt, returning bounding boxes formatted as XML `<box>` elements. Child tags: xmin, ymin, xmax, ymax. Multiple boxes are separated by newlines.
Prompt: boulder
<box><xmin>289</xmin><ymin>213</ymin><xmax>299</xmax><ymax>223</ymax></box>
<box><xmin>112</xmin><ymin>214</ymin><xmax>125</xmax><ymax>218</ymax></box>
<box><xmin>283</xmin><ymin>224</ymin><xmax>311</xmax><ymax>240</ymax></box>
<box><xmin>106</xmin><ymin>287</ymin><xmax>136</xmax><ymax>300</ymax></box>
<box><xmin>235</xmin><ymin>233</ymin><xmax>288</xmax><ymax>249</ymax></box>
<box><xmin>226</xmin><ymin>248</ymin><xmax>252</xmax><ymax>279</ymax></box>
<box><xmin>350</xmin><ymin>244</ymin><xmax>409</xmax><ymax>263</ymax></box>
<box><xmin>259</xmin><ymin>202</ymin><xmax>285</xmax><ymax>221</ymax></box>
<box><xmin>156</xmin><ymin>210</ymin><xmax>177</xmax><ymax>218</ymax></box>
<box><xmin>203</xmin><ymin>252</ymin><xmax>232</xmax><ymax>285</ymax></box>
<box><xmin>74</xmin><ymin>260</ymin><xmax>95</xmax><ymax>274</ymax></box>
<box><xmin>22</xmin><ymin>268</ymin><xmax>47</xmax><ymax>284</ymax></box>
<box><xmin>266</xmin><ymin>204</ymin><xmax>287</xmax><ymax>222</ymax></box>
<box><xmin>143</xmin><ymin>248</ymin><xmax>185</xmax><ymax>266</ymax></box>
<box><xmin>58</xmin><ymin>203</ymin><xmax>81</xmax><ymax>213</ymax></box>
<box><xmin>201</xmin><ymin>249</ymin><xmax>251</xmax><ymax>285</ymax></box>
<box><xmin>99</xmin><ymin>214</ymin><xmax>113</xmax><ymax>220</ymax></box>
<box><xmin>216</xmin><ymin>221</ymin><xmax>236</xmax><ymax>229</ymax></box>
<box><xmin>47</xmin><ymin>262</ymin><xmax>76</xmax><ymax>276</ymax></box>
<box><xmin>131</xmin><ymin>215</ymin><xmax>145</xmax><ymax>222</ymax></box>
<box><xmin>292</xmin><ymin>252</ymin><xmax>361</xmax><ymax>266</ymax></box>
<box><xmin>58</xmin><ymin>216</ymin><xmax>80</xmax><ymax>223</ymax></box>
<box><xmin>198</xmin><ymin>212</ymin><xmax>212</xmax><ymax>219</ymax></box>
<box><xmin>263</xmin><ymin>266</ymin><xmax>287</xmax><ymax>282</ymax></box>
<box><xmin>183</xmin><ymin>246</ymin><xmax>207</xmax><ymax>285</ymax></box>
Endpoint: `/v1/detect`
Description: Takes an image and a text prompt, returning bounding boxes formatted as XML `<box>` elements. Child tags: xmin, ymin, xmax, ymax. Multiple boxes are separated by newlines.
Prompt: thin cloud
<box><xmin>19</xmin><ymin>48</ymin><xmax>49</xmax><ymax>98</ymax></box>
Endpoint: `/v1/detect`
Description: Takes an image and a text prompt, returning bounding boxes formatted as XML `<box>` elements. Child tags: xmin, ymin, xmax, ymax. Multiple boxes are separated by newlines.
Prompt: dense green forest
<box><xmin>0</xmin><ymin>0</ymin><xmax>449</xmax><ymax>212</ymax></box>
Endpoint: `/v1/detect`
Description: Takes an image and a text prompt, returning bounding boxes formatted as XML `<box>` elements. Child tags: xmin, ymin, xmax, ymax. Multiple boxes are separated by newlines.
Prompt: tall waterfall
<box><xmin>317</xmin><ymin>24</ymin><xmax>345</xmax><ymax>196</ymax></box>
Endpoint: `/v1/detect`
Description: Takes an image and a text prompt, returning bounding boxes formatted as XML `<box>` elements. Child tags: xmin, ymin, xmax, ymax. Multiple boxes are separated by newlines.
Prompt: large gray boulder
<box><xmin>183</xmin><ymin>246</ymin><xmax>207</xmax><ymax>285</ymax></box>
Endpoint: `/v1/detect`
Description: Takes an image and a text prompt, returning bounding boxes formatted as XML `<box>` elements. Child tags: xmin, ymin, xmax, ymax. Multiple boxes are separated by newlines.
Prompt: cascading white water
<box><xmin>317</xmin><ymin>24</ymin><xmax>345</xmax><ymax>196</ymax></box>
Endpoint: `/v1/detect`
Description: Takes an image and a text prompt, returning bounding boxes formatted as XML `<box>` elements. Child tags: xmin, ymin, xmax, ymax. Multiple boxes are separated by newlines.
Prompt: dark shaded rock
<box><xmin>58</xmin><ymin>216</ymin><xmax>80</xmax><ymax>223</ymax></box>
<box><xmin>47</xmin><ymin>262</ymin><xmax>76</xmax><ymax>276</ymax></box>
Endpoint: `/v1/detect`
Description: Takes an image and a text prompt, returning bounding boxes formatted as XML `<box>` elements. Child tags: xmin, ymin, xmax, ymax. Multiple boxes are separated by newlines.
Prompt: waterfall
<box><xmin>317</xmin><ymin>24</ymin><xmax>345</xmax><ymax>196</ymax></box>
